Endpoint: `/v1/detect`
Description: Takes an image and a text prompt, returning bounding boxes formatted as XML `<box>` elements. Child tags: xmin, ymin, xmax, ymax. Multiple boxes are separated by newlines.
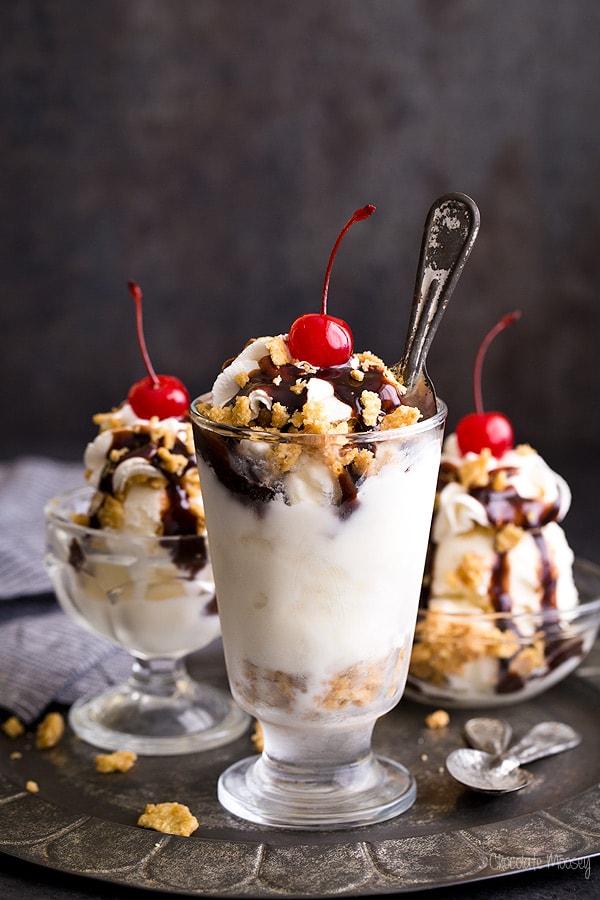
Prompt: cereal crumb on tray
<box><xmin>95</xmin><ymin>750</ymin><xmax>138</xmax><ymax>773</ymax></box>
<box><xmin>2</xmin><ymin>716</ymin><xmax>25</xmax><ymax>738</ymax></box>
<box><xmin>36</xmin><ymin>712</ymin><xmax>65</xmax><ymax>749</ymax></box>
<box><xmin>425</xmin><ymin>709</ymin><xmax>450</xmax><ymax>729</ymax></box>
<box><xmin>137</xmin><ymin>802</ymin><xmax>199</xmax><ymax>836</ymax></box>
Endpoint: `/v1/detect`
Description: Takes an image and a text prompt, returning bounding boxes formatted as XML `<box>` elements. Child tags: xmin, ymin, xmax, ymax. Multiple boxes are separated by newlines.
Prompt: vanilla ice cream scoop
<box><xmin>83</xmin><ymin>402</ymin><xmax>205</xmax><ymax>539</ymax></box>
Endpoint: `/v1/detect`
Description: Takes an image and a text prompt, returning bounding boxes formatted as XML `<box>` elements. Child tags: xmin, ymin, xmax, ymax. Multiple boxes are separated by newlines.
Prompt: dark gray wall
<box><xmin>2</xmin><ymin>0</ymin><xmax>599</xmax><ymax>461</ymax></box>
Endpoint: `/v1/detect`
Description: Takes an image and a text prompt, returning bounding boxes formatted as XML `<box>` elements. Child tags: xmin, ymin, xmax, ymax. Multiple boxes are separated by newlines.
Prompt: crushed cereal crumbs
<box><xmin>231</xmin><ymin>395</ymin><xmax>253</xmax><ymax>427</ymax></box>
<box><xmin>251</xmin><ymin>721</ymin><xmax>264</xmax><ymax>753</ymax></box>
<box><xmin>267</xmin><ymin>335</ymin><xmax>292</xmax><ymax>367</ymax></box>
<box><xmin>491</xmin><ymin>469</ymin><xmax>508</xmax><ymax>491</ymax></box>
<box><xmin>137</xmin><ymin>802</ymin><xmax>199</xmax><ymax>837</ymax></box>
<box><xmin>36</xmin><ymin>712</ymin><xmax>64</xmax><ymax>750</ymax></box>
<box><xmin>458</xmin><ymin>450</ymin><xmax>492</xmax><ymax>489</ymax></box>
<box><xmin>2</xmin><ymin>716</ymin><xmax>25</xmax><ymax>739</ymax></box>
<box><xmin>359</xmin><ymin>391</ymin><xmax>382</xmax><ymax>428</ymax></box>
<box><xmin>516</xmin><ymin>444</ymin><xmax>536</xmax><ymax>456</ymax></box>
<box><xmin>380</xmin><ymin>405</ymin><xmax>421</xmax><ymax>430</ymax></box>
<box><xmin>495</xmin><ymin>523</ymin><xmax>524</xmax><ymax>554</ymax></box>
<box><xmin>316</xmin><ymin>658</ymin><xmax>391</xmax><ymax>710</ymax></box>
<box><xmin>446</xmin><ymin>549</ymin><xmax>489</xmax><ymax>597</ymax></box>
<box><xmin>425</xmin><ymin>709</ymin><xmax>450</xmax><ymax>729</ymax></box>
<box><xmin>410</xmin><ymin>612</ymin><xmax>521</xmax><ymax>685</ymax></box>
<box><xmin>508</xmin><ymin>643</ymin><xmax>545</xmax><ymax>678</ymax></box>
<box><xmin>95</xmin><ymin>750</ymin><xmax>138</xmax><ymax>773</ymax></box>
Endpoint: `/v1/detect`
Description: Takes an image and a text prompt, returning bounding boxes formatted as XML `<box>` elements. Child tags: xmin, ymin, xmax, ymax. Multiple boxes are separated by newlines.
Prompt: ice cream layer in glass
<box><xmin>190</xmin><ymin>330</ymin><xmax>446</xmax><ymax>828</ymax></box>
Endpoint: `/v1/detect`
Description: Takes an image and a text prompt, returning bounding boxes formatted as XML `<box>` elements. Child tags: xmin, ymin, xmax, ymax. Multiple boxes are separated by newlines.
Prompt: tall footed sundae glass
<box><xmin>189</xmin><ymin>200</ymin><xmax>474</xmax><ymax>827</ymax></box>
<box><xmin>191</xmin><ymin>395</ymin><xmax>446</xmax><ymax>827</ymax></box>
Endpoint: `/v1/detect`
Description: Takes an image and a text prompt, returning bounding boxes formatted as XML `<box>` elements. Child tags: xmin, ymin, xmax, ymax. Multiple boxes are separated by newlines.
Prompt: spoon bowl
<box><xmin>446</xmin><ymin>747</ymin><xmax>533</xmax><ymax>793</ymax></box>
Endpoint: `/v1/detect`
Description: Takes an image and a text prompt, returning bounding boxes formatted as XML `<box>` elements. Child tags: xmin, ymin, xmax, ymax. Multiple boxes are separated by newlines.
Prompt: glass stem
<box><xmin>260</xmin><ymin>720</ymin><xmax>375</xmax><ymax>771</ymax></box>
<box><xmin>129</xmin><ymin>657</ymin><xmax>186</xmax><ymax>698</ymax></box>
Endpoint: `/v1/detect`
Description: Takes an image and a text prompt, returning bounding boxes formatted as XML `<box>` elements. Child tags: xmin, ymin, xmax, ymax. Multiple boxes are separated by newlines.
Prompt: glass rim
<box><xmin>189</xmin><ymin>392</ymin><xmax>447</xmax><ymax>444</ymax></box>
<box><xmin>44</xmin><ymin>486</ymin><xmax>205</xmax><ymax>545</ymax></box>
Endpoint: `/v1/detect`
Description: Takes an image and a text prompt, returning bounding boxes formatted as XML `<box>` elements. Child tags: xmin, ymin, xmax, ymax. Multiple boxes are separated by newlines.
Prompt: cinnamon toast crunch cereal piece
<box><xmin>251</xmin><ymin>721</ymin><xmax>264</xmax><ymax>752</ymax></box>
<box><xmin>36</xmin><ymin>712</ymin><xmax>64</xmax><ymax>749</ymax></box>
<box><xmin>137</xmin><ymin>802</ymin><xmax>199</xmax><ymax>836</ymax></box>
<box><xmin>95</xmin><ymin>750</ymin><xmax>138</xmax><ymax>773</ymax></box>
<box><xmin>425</xmin><ymin>709</ymin><xmax>450</xmax><ymax>729</ymax></box>
<box><xmin>2</xmin><ymin>716</ymin><xmax>25</xmax><ymax>739</ymax></box>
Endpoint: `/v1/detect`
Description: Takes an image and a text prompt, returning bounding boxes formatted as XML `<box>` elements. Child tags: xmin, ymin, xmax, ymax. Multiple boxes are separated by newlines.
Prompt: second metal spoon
<box><xmin>446</xmin><ymin>721</ymin><xmax>582</xmax><ymax>794</ymax></box>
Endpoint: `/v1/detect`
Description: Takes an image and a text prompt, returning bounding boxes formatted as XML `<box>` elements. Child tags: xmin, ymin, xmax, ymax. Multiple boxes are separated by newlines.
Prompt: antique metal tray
<box><xmin>1</xmin><ymin>650</ymin><xmax>599</xmax><ymax>898</ymax></box>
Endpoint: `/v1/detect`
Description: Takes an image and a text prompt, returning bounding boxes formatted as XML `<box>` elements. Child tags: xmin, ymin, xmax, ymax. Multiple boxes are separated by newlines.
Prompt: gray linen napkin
<box><xmin>0</xmin><ymin>457</ymin><xmax>131</xmax><ymax>722</ymax></box>
<box><xmin>0</xmin><ymin>456</ymin><xmax>83</xmax><ymax>599</ymax></box>
<box><xmin>0</xmin><ymin>595</ymin><xmax>131</xmax><ymax>722</ymax></box>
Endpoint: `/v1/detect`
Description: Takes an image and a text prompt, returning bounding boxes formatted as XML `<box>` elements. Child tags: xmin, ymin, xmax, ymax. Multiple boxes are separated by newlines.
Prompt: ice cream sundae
<box><xmin>408</xmin><ymin>313</ymin><xmax>587</xmax><ymax>705</ymax></box>
<box><xmin>81</xmin><ymin>280</ymin><xmax>206</xmax><ymax>544</ymax></box>
<box><xmin>46</xmin><ymin>281</ymin><xmax>218</xmax><ymax>658</ymax></box>
<box><xmin>45</xmin><ymin>282</ymin><xmax>247</xmax><ymax>754</ymax></box>
<box><xmin>190</xmin><ymin>203</ymin><xmax>451</xmax><ymax>827</ymax></box>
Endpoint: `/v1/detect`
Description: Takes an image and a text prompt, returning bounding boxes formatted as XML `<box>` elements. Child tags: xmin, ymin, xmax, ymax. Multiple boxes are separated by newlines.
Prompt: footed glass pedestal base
<box><xmin>69</xmin><ymin>659</ymin><xmax>249</xmax><ymax>756</ymax></box>
<box><xmin>218</xmin><ymin>751</ymin><xmax>417</xmax><ymax>830</ymax></box>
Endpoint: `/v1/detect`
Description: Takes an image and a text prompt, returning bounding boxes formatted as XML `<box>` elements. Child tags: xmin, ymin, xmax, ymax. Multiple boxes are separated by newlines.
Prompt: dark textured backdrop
<box><xmin>2</xmin><ymin>1</ymin><xmax>599</xmax><ymax>467</ymax></box>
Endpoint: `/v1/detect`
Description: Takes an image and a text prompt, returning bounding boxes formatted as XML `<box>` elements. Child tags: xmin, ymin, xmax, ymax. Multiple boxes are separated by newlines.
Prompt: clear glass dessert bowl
<box><xmin>406</xmin><ymin>557</ymin><xmax>600</xmax><ymax>708</ymax></box>
<box><xmin>44</xmin><ymin>486</ymin><xmax>249</xmax><ymax>755</ymax></box>
<box><xmin>190</xmin><ymin>395</ymin><xmax>446</xmax><ymax>829</ymax></box>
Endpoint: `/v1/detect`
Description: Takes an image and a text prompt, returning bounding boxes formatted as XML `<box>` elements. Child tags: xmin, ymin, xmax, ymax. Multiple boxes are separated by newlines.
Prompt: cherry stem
<box><xmin>320</xmin><ymin>205</ymin><xmax>376</xmax><ymax>315</ymax></box>
<box><xmin>128</xmin><ymin>280</ymin><xmax>160</xmax><ymax>388</ymax></box>
<box><xmin>473</xmin><ymin>310</ymin><xmax>521</xmax><ymax>415</ymax></box>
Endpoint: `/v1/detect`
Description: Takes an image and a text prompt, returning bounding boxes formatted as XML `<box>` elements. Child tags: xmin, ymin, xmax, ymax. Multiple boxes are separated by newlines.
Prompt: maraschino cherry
<box><xmin>456</xmin><ymin>311</ymin><xmax>521</xmax><ymax>458</ymax></box>
<box><xmin>126</xmin><ymin>280</ymin><xmax>190</xmax><ymax>419</ymax></box>
<box><xmin>288</xmin><ymin>205</ymin><xmax>375</xmax><ymax>367</ymax></box>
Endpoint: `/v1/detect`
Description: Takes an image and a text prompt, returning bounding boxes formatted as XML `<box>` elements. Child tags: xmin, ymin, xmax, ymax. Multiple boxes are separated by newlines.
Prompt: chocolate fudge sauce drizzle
<box><xmin>470</xmin><ymin>470</ymin><xmax>561</xmax><ymax>613</ymax></box>
<box><xmin>467</xmin><ymin>465</ymin><xmax>582</xmax><ymax>693</ymax></box>
<box><xmin>90</xmin><ymin>426</ymin><xmax>208</xmax><ymax>577</ymax></box>
<box><xmin>236</xmin><ymin>355</ymin><xmax>404</xmax><ymax>429</ymax></box>
<box><xmin>197</xmin><ymin>355</ymin><xmax>404</xmax><ymax>518</ymax></box>
<box><xmin>193</xmin><ymin>427</ymin><xmax>285</xmax><ymax>517</ymax></box>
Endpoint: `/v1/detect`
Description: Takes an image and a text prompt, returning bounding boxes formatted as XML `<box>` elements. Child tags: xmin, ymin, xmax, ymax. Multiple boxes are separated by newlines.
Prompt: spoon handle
<box><xmin>397</xmin><ymin>193</ymin><xmax>480</xmax><ymax>389</ymax></box>
<box><xmin>504</xmin><ymin>721</ymin><xmax>581</xmax><ymax>767</ymax></box>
